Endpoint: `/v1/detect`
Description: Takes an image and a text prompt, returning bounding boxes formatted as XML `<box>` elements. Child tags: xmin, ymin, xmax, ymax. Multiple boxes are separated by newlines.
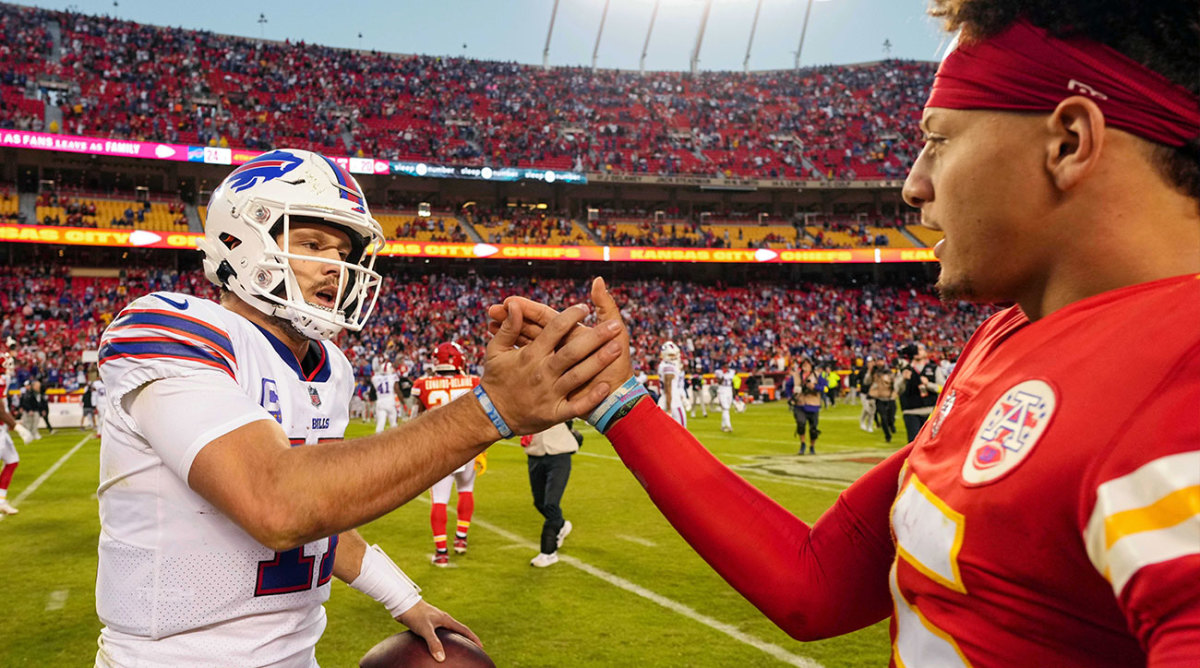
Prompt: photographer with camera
<box><xmin>865</xmin><ymin>358</ymin><xmax>898</xmax><ymax>444</ymax></box>
<box><xmin>897</xmin><ymin>343</ymin><xmax>939</xmax><ymax>443</ymax></box>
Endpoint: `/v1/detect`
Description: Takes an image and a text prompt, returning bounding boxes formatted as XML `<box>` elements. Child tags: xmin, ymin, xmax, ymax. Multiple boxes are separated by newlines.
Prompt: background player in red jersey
<box><xmin>0</xmin><ymin>350</ymin><xmax>33</xmax><ymax>515</ymax></box>
<box><xmin>492</xmin><ymin>1</ymin><xmax>1200</xmax><ymax>664</ymax></box>
<box><xmin>412</xmin><ymin>342</ymin><xmax>482</xmax><ymax>567</ymax></box>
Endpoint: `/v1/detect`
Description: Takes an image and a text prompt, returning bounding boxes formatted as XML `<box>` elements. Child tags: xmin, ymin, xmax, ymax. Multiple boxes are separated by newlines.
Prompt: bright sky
<box><xmin>12</xmin><ymin>0</ymin><xmax>949</xmax><ymax>72</ymax></box>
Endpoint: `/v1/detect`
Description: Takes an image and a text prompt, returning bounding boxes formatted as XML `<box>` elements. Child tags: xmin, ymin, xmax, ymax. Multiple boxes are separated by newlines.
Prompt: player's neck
<box><xmin>221</xmin><ymin>293</ymin><xmax>311</xmax><ymax>359</ymax></box>
<box><xmin>1018</xmin><ymin>154</ymin><xmax>1200</xmax><ymax>321</ymax></box>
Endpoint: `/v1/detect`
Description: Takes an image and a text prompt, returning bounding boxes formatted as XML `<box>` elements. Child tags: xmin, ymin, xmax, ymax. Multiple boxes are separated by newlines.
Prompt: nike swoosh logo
<box><xmin>152</xmin><ymin>295</ymin><xmax>190</xmax><ymax>310</ymax></box>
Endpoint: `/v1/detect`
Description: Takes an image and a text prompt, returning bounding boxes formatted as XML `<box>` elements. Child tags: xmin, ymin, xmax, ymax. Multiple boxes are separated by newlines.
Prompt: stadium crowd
<box><xmin>0</xmin><ymin>4</ymin><xmax>934</xmax><ymax>181</ymax></box>
<box><xmin>0</xmin><ymin>264</ymin><xmax>991</xmax><ymax>393</ymax></box>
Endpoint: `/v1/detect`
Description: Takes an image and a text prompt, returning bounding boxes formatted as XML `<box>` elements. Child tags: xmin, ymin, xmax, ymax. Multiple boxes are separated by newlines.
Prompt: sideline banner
<box><xmin>0</xmin><ymin>224</ymin><xmax>935</xmax><ymax>263</ymax></box>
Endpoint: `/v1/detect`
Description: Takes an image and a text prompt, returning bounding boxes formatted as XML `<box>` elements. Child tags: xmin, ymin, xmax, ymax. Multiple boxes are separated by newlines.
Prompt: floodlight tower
<box><xmin>743</xmin><ymin>0</ymin><xmax>764</xmax><ymax>72</ymax></box>
<box><xmin>592</xmin><ymin>0</ymin><xmax>611</xmax><ymax>71</ymax></box>
<box><xmin>543</xmin><ymin>0</ymin><xmax>560</xmax><ymax>70</ymax></box>
<box><xmin>640</xmin><ymin>0</ymin><xmax>661</xmax><ymax>73</ymax></box>
<box><xmin>689</xmin><ymin>0</ymin><xmax>714</xmax><ymax>75</ymax></box>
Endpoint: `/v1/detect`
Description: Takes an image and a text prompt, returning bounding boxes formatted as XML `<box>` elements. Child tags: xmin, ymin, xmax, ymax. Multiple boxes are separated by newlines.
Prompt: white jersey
<box><xmin>371</xmin><ymin>371</ymin><xmax>398</xmax><ymax>400</ymax></box>
<box><xmin>91</xmin><ymin>379</ymin><xmax>108</xmax><ymax>413</ymax></box>
<box><xmin>656</xmin><ymin>360</ymin><xmax>686</xmax><ymax>411</ymax></box>
<box><xmin>96</xmin><ymin>292</ymin><xmax>353</xmax><ymax>667</ymax></box>
<box><xmin>715</xmin><ymin>369</ymin><xmax>735</xmax><ymax>393</ymax></box>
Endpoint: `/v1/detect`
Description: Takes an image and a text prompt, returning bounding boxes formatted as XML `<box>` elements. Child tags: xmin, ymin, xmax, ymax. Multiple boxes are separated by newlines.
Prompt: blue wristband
<box><xmin>588</xmin><ymin>376</ymin><xmax>648</xmax><ymax>434</ymax></box>
<box><xmin>472</xmin><ymin>384</ymin><xmax>514</xmax><ymax>439</ymax></box>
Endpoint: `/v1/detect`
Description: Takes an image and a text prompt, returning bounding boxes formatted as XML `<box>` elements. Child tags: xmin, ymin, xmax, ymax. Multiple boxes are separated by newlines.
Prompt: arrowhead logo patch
<box><xmin>962</xmin><ymin>380</ymin><xmax>1056</xmax><ymax>485</ymax></box>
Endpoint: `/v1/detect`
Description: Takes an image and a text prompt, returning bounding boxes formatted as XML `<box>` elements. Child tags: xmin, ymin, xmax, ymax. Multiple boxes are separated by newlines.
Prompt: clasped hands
<box><xmin>479</xmin><ymin>277</ymin><xmax>632</xmax><ymax>435</ymax></box>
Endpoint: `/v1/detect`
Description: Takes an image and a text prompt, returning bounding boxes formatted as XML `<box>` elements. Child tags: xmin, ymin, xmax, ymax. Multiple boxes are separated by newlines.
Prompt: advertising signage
<box><xmin>0</xmin><ymin>224</ymin><xmax>934</xmax><ymax>263</ymax></box>
<box><xmin>1</xmin><ymin>129</ymin><xmax>586</xmax><ymax>184</ymax></box>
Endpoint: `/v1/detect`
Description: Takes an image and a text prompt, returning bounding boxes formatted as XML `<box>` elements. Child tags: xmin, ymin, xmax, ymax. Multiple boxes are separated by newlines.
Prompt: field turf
<box><xmin>0</xmin><ymin>399</ymin><xmax>902</xmax><ymax>667</ymax></box>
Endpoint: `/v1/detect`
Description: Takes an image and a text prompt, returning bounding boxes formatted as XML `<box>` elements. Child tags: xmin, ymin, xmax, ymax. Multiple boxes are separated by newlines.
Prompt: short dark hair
<box><xmin>928</xmin><ymin>0</ymin><xmax>1200</xmax><ymax>203</ymax></box>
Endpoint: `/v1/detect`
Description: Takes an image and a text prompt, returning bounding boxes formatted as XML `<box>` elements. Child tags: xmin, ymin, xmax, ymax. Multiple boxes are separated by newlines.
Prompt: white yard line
<box><xmin>46</xmin><ymin>589</ymin><xmax>69</xmax><ymax>611</ymax></box>
<box><xmin>423</xmin><ymin>496</ymin><xmax>823</xmax><ymax>668</ymax></box>
<box><xmin>0</xmin><ymin>434</ymin><xmax>92</xmax><ymax>522</ymax></box>
<box><xmin>615</xmin><ymin>534</ymin><xmax>658</xmax><ymax>547</ymax></box>
<box><xmin>502</xmin><ymin>442</ymin><xmax>853</xmax><ymax>492</ymax></box>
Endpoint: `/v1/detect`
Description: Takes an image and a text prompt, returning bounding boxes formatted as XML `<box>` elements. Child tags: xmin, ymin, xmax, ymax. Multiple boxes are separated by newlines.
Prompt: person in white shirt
<box><xmin>520</xmin><ymin>421</ymin><xmax>580</xmax><ymax>568</ymax></box>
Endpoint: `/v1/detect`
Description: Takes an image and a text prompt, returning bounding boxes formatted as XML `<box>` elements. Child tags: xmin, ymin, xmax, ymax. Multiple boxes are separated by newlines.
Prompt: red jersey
<box><xmin>411</xmin><ymin>373</ymin><xmax>478</xmax><ymax>412</ymax></box>
<box><xmin>608</xmin><ymin>273</ymin><xmax>1200</xmax><ymax>667</ymax></box>
<box><xmin>890</xmin><ymin>273</ymin><xmax>1200</xmax><ymax>666</ymax></box>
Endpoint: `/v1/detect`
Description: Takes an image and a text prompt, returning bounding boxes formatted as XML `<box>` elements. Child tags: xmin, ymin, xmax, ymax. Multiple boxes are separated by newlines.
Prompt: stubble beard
<box><xmin>935</xmin><ymin>272</ymin><xmax>977</xmax><ymax>303</ymax></box>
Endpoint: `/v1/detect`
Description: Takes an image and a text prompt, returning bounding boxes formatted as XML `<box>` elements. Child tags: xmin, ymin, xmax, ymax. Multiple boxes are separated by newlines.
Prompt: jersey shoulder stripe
<box><xmin>99</xmin><ymin>338</ymin><xmax>235</xmax><ymax>379</ymax></box>
<box><xmin>100</xmin><ymin>294</ymin><xmax>238</xmax><ymax>380</ymax></box>
<box><xmin>108</xmin><ymin>309</ymin><xmax>236</xmax><ymax>364</ymax></box>
<box><xmin>1085</xmin><ymin>450</ymin><xmax>1200</xmax><ymax>596</ymax></box>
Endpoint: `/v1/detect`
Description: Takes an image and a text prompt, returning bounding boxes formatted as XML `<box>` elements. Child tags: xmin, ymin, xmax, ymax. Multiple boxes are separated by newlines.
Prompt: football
<box><xmin>360</xmin><ymin>629</ymin><xmax>496</xmax><ymax>668</ymax></box>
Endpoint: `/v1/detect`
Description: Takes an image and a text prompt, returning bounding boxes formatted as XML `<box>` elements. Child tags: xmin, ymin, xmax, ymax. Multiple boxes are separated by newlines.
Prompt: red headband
<box><xmin>927</xmin><ymin>20</ymin><xmax>1200</xmax><ymax>149</ymax></box>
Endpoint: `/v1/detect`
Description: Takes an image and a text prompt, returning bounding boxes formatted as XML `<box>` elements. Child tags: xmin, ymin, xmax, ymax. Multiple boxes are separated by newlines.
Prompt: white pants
<box><xmin>659</xmin><ymin>401</ymin><xmax>688</xmax><ymax>428</ymax></box>
<box><xmin>21</xmin><ymin>411</ymin><xmax>39</xmax><ymax>441</ymax></box>
<box><xmin>375</xmin><ymin>399</ymin><xmax>398</xmax><ymax>433</ymax></box>
<box><xmin>0</xmin><ymin>429</ymin><xmax>18</xmax><ymax>464</ymax></box>
<box><xmin>717</xmin><ymin>389</ymin><xmax>733</xmax><ymax>430</ymax></box>
<box><xmin>859</xmin><ymin>395</ymin><xmax>876</xmax><ymax>431</ymax></box>
<box><xmin>430</xmin><ymin>463</ymin><xmax>477</xmax><ymax>504</ymax></box>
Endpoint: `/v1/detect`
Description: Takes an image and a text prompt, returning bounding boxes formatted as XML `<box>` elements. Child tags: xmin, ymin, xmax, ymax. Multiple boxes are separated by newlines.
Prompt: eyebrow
<box><xmin>921</xmin><ymin>110</ymin><xmax>946</xmax><ymax>133</ymax></box>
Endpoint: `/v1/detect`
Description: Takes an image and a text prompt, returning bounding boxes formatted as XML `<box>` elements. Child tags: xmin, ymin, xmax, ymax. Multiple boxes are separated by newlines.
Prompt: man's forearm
<box><xmin>332</xmin><ymin>529</ymin><xmax>368</xmax><ymax>583</ymax></box>
<box><xmin>271</xmin><ymin>395</ymin><xmax>499</xmax><ymax>548</ymax></box>
<box><xmin>606</xmin><ymin>400</ymin><xmax>902</xmax><ymax>639</ymax></box>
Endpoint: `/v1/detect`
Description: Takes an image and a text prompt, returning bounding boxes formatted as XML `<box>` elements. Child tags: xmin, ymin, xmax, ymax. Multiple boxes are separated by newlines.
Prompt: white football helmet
<box><xmin>199</xmin><ymin>149</ymin><xmax>385</xmax><ymax>340</ymax></box>
<box><xmin>660</xmin><ymin>341</ymin><xmax>681</xmax><ymax>362</ymax></box>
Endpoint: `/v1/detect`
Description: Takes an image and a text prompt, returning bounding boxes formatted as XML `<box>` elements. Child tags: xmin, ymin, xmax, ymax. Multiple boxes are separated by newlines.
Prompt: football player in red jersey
<box><xmin>412</xmin><ymin>343</ymin><xmax>483</xmax><ymax>567</ymax></box>
<box><xmin>491</xmin><ymin>2</ymin><xmax>1200</xmax><ymax>665</ymax></box>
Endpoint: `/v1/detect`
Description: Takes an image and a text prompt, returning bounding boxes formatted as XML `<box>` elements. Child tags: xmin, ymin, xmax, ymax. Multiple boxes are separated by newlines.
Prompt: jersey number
<box><xmin>424</xmin><ymin>386</ymin><xmax>471</xmax><ymax>409</ymax></box>
<box><xmin>890</xmin><ymin>475</ymin><xmax>971</xmax><ymax>666</ymax></box>
<box><xmin>255</xmin><ymin>534</ymin><xmax>339</xmax><ymax>596</ymax></box>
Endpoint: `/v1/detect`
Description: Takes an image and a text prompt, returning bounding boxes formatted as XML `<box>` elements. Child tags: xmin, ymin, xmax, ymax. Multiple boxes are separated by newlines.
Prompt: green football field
<box><xmin>0</xmin><ymin>400</ymin><xmax>903</xmax><ymax>667</ymax></box>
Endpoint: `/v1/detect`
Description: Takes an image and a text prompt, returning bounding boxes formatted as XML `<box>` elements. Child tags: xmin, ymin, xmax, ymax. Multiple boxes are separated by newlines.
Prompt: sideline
<box><xmin>423</xmin><ymin>496</ymin><xmax>824</xmax><ymax>668</ymax></box>
<box><xmin>0</xmin><ymin>433</ymin><xmax>93</xmax><ymax>522</ymax></box>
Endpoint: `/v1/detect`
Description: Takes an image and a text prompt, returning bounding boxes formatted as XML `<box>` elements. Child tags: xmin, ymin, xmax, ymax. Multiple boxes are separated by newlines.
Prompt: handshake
<box><xmin>477</xmin><ymin>277</ymin><xmax>635</xmax><ymax>436</ymax></box>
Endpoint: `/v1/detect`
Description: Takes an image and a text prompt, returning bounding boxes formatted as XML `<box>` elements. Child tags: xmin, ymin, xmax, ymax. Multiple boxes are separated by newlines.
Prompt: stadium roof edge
<box><xmin>20</xmin><ymin>3</ymin><xmax>937</xmax><ymax>76</ymax></box>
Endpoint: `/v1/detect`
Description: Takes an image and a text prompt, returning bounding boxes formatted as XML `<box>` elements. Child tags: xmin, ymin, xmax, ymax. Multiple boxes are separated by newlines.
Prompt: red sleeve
<box><xmin>607</xmin><ymin>399</ymin><xmax>904</xmax><ymax>640</ymax></box>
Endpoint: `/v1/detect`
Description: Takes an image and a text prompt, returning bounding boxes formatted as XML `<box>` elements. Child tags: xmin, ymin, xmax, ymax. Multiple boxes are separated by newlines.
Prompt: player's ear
<box><xmin>1045</xmin><ymin>96</ymin><xmax>1105</xmax><ymax>192</ymax></box>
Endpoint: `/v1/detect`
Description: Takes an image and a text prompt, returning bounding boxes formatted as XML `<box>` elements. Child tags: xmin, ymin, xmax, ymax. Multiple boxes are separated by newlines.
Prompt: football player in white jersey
<box><xmin>715</xmin><ymin>365</ymin><xmax>736</xmax><ymax>432</ymax></box>
<box><xmin>656</xmin><ymin>341</ymin><xmax>687</xmax><ymax>427</ymax></box>
<box><xmin>90</xmin><ymin>376</ymin><xmax>107</xmax><ymax>438</ymax></box>
<box><xmin>412</xmin><ymin>342</ymin><xmax>482</xmax><ymax>567</ymax></box>
<box><xmin>0</xmin><ymin>352</ymin><xmax>33</xmax><ymax>515</ymax></box>
<box><xmin>371</xmin><ymin>360</ymin><xmax>399</xmax><ymax>433</ymax></box>
<box><xmin>94</xmin><ymin>149</ymin><xmax>625</xmax><ymax>668</ymax></box>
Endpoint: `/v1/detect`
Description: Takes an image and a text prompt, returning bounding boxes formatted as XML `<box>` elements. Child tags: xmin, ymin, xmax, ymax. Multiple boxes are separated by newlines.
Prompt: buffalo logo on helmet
<box><xmin>225</xmin><ymin>150</ymin><xmax>305</xmax><ymax>193</ymax></box>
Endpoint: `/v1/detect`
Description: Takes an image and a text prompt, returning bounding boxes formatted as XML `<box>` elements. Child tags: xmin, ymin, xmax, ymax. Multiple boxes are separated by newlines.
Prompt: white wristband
<box><xmin>349</xmin><ymin>544</ymin><xmax>423</xmax><ymax>618</ymax></box>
